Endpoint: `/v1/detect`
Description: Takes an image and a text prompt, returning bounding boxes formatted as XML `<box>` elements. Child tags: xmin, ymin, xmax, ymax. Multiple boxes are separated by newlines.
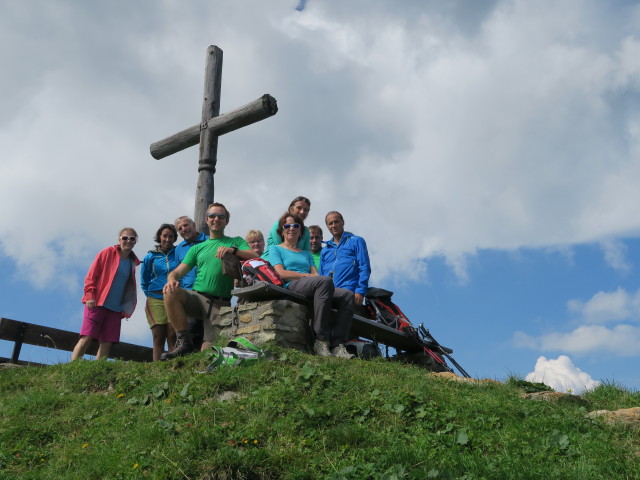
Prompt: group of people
<box><xmin>71</xmin><ymin>196</ymin><xmax>371</xmax><ymax>362</ymax></box>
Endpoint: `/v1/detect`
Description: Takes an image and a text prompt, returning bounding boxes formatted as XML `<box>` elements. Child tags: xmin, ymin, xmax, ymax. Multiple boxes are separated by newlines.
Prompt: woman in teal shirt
<box><xmin>269</xmin><ymin>212</ymin><xmax>354</xmax><ymax>359</ymax></box>
<box><xmin>263</xmin><ymin>196</ymin><xmax>311</xmax><ymax>261</ymax></box>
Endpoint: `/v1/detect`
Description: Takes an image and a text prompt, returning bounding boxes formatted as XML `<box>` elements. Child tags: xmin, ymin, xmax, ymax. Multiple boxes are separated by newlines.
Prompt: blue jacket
<box><xmin>174</xmin><ymin>231</ymin><xmax>207</xmax><ymax>289</ymax></box>
<box><xmin>320</xmin><ymin>232</ymin><xmax>371</xmax><ymax>296</ymax></box>
<box><xmin>141</xmin><ymin>247</ymin><xmax>178</xmax><ymax>300</ymax></box>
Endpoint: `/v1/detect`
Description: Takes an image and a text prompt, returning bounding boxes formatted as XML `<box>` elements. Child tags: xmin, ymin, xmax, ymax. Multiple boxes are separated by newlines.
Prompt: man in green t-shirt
<box><xmin>309</xmin><ymin>225</ymin><xmax>323</xmax><ymax>270</ymax></box>
<box><xmin>161</xmin><ymin>203</ymin><xmax>258</xmax><ymax>359</ymax></box>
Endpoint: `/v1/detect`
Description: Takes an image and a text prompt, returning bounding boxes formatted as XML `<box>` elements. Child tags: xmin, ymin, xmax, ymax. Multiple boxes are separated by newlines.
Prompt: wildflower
<box><xmin>254</xmin><ymin>439</ymin><xmax>258</xmax><ymax>444</ymax></box>
<box><xmin>82</xmin><ymin>443</ymin><xmax>89</xmax><ymax>449</ymax></box>
<box><xmin>117</xmin><ymin>393</ymin><xmax>125</xmax><ymax>398</ymax></box>
<box><xmin>133</xmin><ymin>463</ymin><xmax>139</xmax><ymax>469</ymax></box>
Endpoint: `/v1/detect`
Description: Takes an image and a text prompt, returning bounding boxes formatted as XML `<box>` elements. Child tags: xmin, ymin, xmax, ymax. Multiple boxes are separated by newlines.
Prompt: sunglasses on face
<box><xmin>283</xmin><ymin>223</ymin><xmax>301</xmax><ymax>230</ymax></box>
<box><xmin>207</xmin><ymin>213</ymin><xmax>228</xmax><ymax>219</ymax></box>
<box><xmin>120</xmin><ymin>236</ymin><xmax>137</xmax><ymax>242</ymax></box>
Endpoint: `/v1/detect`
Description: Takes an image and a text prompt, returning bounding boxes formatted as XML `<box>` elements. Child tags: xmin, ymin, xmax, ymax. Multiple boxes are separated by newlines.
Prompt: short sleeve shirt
<box><xmin>269</xmin><ymin>245</ymin><xmax>315</xmax><ymax>287</ymax></box>
<box><xmin>183</xmin><ymin>236</ymin><xmax>250</xmax><ymax>297</ymax></box>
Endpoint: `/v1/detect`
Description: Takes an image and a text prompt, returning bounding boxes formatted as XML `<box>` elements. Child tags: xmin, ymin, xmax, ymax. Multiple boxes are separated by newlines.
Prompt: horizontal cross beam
<box><xmin>150</xmin><ymin>94</ymin><xmax>278</xmax><ymax>160</ymax></box>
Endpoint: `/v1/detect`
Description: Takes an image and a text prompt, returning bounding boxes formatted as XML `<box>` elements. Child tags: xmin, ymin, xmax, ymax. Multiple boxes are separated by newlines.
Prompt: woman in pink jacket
<box><xmin>71</xmin><ymin>227</ymin><xmax>141</xmax><ymax>361</ymax></box>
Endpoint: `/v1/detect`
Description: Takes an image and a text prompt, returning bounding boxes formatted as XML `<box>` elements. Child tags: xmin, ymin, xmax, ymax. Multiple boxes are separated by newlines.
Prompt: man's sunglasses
<box><xmin>283</xmin><ymin>223</ymin><xmax>301</xmax><ymax>230</ymax></box>
<box><xmin>207</xmin><ymin>213</ymin><xmax>228</xmax><ymax>219</ymax></box>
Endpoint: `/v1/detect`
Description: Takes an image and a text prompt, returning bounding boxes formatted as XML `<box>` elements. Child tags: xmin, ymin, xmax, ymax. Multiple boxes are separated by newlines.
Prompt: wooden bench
<box><xmin>232</xmin><ymin>282</ymin><xmax>430</xmax><ymax>352</ymax></box>
<box><xmin>0</xmin><ymin>317</ymin><xmax>153</xmax><ymax>365</ymax></box>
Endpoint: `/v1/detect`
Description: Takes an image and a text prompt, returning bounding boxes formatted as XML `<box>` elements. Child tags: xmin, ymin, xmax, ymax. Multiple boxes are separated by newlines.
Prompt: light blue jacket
<box><xmin>320</xmin><ymin>232</ymin><xmax>371</xmax><ymax>296</ymax></box>
<box><xmin>141</xmin><ymin>246</ymin><xmax>178</xmax><ymax>300</ymax></box>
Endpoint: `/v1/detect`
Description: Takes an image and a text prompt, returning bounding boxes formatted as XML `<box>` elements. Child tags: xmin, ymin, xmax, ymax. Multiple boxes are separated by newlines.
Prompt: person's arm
<box><xmin>267</xmin><ymin>220</ymin><xmax>281</xmax><ymax>248</ymax></box>
<box><xmin>163</xmin><ymin>263</ymin><xmax>191</xmax><ymax>294</ymax></box>
<box><xmin>273</xmin><ymin>263</ymin><xmax>314</xmax><ymax>282</ymax></box>
<box><xmin>215</xmin><ymin>246</ymin><xmax>258</xmax><ymax>260</ymax></box>
<box><xmin>319</xmin><ymin>248</ymin><xmax>329</xmax><ymax>276</ymax></box>
<box><xmin>216</xmin><ymin>237</ymin><xmax>258</xmax><ymax>260</ymax></box>
<box><xmin>82</xmin><ymin>249</ymin><xmax>107</xmax><ymax>309</ymax></box>
<box><xmin>355</xmin><ymin>237</ymin><xmax>372</xmax><ymax>304</ymax></box>
<box><xmin>140</xmin><ymin>255</ymin><xmax>152</xmax><ymax>296</ymax></box>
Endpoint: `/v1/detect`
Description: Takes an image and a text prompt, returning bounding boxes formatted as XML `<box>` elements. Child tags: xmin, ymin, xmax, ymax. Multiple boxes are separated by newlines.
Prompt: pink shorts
<box><xmin>80</xmin><ymin>305</ymin><xmax>122</xmax><ymax>343</ymax></box>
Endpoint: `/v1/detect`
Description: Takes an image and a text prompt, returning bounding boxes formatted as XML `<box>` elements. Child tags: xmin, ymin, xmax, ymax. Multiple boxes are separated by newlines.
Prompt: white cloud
<box><xmin>526</xmin><ymin>355</ymin><xmax>600</xmax><ymax>394</ymax></box>
<box><xmin>2</xmin><ymin>1</ymin><xmax>640</xmax><ymax>288</ymax></box>
<box><xmin>513</xmin><ymin>324</ymin><xmax>640</xmax><ymax>356</ymax></box>
<box><xmin>599</xmin><ymin>239</ymin><xmax>631</xmax><ymax>272</ymax></box>
<box><xmin>567</xmin><ymin>287</ymin><xmax>640</xmax><ymax>323</ymax></box>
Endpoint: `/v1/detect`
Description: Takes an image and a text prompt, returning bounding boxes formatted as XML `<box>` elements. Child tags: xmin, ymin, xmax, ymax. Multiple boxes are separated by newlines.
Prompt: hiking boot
<box><xmin>331</xmin><ymin>344</ymin><xmax>355</xmax><ymax>359</ymax></box>
<box><xmin>160</xmin><ymin>337</ymin><xmax>196</xmax><ymax>360</ymax></box>
<box><xmin>314</xmin><ymin>340</ymin><xmax>332</xmax><ymax>357</ymax></box>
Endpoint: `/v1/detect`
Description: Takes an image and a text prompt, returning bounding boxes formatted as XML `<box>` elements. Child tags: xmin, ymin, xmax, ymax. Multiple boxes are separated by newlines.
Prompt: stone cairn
<box><xmin>218</xmin><ymin>299</ymin><xmax>312</xmax><ymax>352</ymax></box>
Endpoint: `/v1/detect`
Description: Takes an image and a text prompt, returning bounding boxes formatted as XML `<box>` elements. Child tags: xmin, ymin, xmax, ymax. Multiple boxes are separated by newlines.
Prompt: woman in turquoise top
<box><xmin>269</xmin><ymin>212</ymin><xmax>355</xmax><ymax>359</ymax></box>
<box><xmin>264</xmin><ymin>196</ymin><xmax>311</xmax><ymax>261</ymax></box>
<box><xmin>141</xmin><ymin>223</ymin><xmax>178</xmax><ymax>361</ymax></box>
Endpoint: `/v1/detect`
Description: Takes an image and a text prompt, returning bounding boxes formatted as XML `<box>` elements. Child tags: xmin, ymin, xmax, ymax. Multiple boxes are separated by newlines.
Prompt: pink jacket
<box><xmin>82</xmin><ymin>245</ymin><xmax>141</xmax><ymax>318</ymax></box>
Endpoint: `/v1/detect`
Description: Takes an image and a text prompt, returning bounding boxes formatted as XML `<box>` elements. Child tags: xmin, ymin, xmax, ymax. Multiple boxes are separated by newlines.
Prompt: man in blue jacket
<box><xmin>320</xmin><ymin>211</ymin><xmax>371</xmax><ymax>306</ymax></box>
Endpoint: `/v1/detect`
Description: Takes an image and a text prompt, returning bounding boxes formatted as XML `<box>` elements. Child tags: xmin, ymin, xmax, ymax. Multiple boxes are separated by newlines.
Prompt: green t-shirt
<box><xmin>182</xmin><ymin>236</ymin><xmax>250</xmax><ymax>297</ymax></box>
<box><xmin>311</xmin><ymin>250</ymin><xmax>321</xmax><ymax>271</ymax></box>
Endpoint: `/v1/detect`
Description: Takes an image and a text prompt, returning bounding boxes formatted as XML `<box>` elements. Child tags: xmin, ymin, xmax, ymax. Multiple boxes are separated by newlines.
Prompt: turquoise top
<box><xmin>268</xmin><ymin>245</ymin><xmax>315</xmax><ymax>287</ymax></box>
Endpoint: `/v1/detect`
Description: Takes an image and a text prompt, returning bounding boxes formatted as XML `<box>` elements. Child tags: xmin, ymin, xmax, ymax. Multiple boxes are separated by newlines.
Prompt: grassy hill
<box><xmin>1</xmin><ymin>349</ymin><xmax>638</xmax><ymax>479</ymax></box>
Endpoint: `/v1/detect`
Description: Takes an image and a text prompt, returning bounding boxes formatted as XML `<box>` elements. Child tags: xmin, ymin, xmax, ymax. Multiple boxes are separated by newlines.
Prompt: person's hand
<box><xmin>215</xmin><ymin>246</ymin><xmax>235</xmax><ymax>259</ymax></box>
<box><xmin>354</xmin><ymin>293</ymin><xmax>364</xmax><ymax>306</ymax></box>
<box><xmin>86</xmin><ymin>299</ymin><xmax>96</xmax><ymax>310</ymax></box>
<box><xmin>163</xmin><ymin>280</ymin><xmax>180</xmax><ymax>294</ymax></box>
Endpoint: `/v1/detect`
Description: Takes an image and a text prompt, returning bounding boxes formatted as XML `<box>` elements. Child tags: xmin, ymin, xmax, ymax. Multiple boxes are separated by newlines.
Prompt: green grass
<box><xmin>1</xmin><ymin>349</ymin><xmax>639</xmax><ymax>479</ymax></box>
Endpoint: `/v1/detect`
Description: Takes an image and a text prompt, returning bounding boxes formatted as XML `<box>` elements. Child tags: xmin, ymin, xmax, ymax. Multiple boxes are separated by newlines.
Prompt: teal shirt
<box><xmin>269</xmin><ymin>245</ymin><xmax>315</xmax><ymax>288</ymax></box>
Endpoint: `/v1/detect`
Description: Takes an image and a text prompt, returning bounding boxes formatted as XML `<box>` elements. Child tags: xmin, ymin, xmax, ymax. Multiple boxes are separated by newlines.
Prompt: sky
<box><xmin>1</xmin><ymin>0</ymin><xmax>640</xmax><ymax>393</ymax></box>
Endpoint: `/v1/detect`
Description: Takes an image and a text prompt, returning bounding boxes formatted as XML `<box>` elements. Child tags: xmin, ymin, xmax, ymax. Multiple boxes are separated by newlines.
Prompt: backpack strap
<box><xmin>227</xmin><ymin>336</ymin><xmax>262</xmax><ymax>353</ymax></box>
<box><xmin>199</xmin><ymin>337</ymin><xmax>267</xmax><ymax>373</ymax></box>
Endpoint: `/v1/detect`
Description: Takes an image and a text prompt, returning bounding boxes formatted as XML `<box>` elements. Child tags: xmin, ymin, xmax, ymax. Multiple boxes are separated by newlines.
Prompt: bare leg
<box><xmin>166</xmin><ymin>323</ymin><xmax>176</xmax><ymax>351</ymax></box>
<box><xmin>161</xmin><ymin>289</ymin><xmax>198</xmax><ymax>360</ymax></box>
<box><xmin>163</xmin><ymin>289</ymin><xmax>189</xmax><ymax>331</ymax></box>
<box><xmin>96</xmin><ymin>342</ymin><xmax>112</xmax><ymax>360</ymax></box>
<box><xmin>71</xmin><ymin>336</ymin><xmax>93</xmax><ymax>361</ymax></box>
<box><xmin>151</xmin><ymin>325</ymin><xmax>167</xmax><ymax>362</ymax></box>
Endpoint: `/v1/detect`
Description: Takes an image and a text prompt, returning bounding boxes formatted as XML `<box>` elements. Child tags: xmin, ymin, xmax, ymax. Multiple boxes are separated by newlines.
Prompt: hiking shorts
<box><xmin>145</xmin><ymin>297</ymin><xmax>169</xmax><ymax>328</ymax></box>
<box><xmin>182</xmin><ymin>289</ymin><xmax>231</xmax><ymax>343</ymax></box>
<box><xmin>80</xmin><ymin>305</ymin><xmax>122</xmax><ymax>343</ymax></box>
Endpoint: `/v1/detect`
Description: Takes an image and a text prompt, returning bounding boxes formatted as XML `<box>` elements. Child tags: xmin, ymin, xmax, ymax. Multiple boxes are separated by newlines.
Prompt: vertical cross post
<box><xmin>195</xmin><ymin>46</ymin><xmax>223</xmax><ymax>234</ymax></box>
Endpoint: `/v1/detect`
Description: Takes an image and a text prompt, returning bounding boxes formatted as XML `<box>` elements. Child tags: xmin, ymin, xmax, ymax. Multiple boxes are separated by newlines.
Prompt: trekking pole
<box><xmin>418</xmin><ymin>325</ymin><xmax>471</xmax><ymax>378</ymax></box>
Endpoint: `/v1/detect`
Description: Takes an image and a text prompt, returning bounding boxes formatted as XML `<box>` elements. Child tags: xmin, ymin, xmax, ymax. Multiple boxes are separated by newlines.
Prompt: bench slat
<box><xmin>0</xmin><ymin>317</ymin><xmax>153</xmax><ymax>363</ymax></box>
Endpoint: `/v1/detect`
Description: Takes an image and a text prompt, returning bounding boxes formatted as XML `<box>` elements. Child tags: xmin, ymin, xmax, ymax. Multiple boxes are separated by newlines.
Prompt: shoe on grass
<box><xmin>314</xmin><ymin>340</ymin><xmax>332</xmax><ymax>357</ymax></box>
<box><xmin>160</xmin><ymin>337</ymin><xmax>196</xmax><ymax>360</ymax></box>
<box><xmin>331</xmin><ymin>344</ymin><xmax>355</xmax><ymax>359</ymax></box>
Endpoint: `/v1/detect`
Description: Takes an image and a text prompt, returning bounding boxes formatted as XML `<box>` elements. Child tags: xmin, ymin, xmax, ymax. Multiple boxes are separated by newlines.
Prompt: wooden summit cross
<box><xmin>150</xmin><ymin>45</ymin><xmax>278</xmax><ymax>233</ymax></box>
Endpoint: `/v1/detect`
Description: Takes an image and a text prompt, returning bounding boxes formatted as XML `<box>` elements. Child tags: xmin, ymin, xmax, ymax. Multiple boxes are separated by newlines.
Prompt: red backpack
<box><xmin>241</xmin><ymin>258</ymin><xmax>284</xmax><ymax>287</ymax></box>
